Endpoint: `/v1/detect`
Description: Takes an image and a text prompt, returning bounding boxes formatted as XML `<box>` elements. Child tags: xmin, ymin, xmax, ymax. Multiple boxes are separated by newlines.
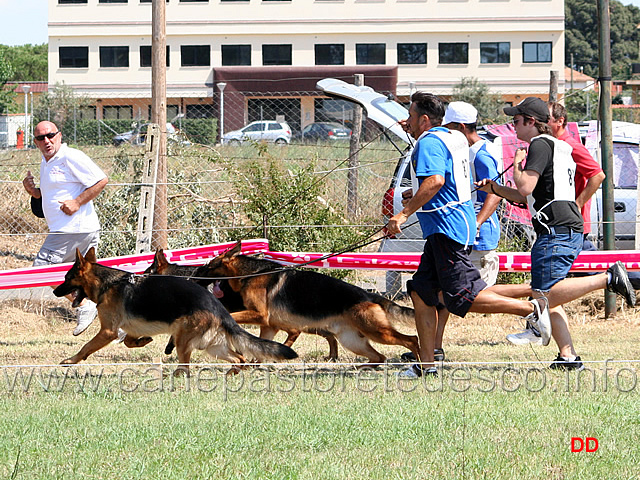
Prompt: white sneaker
<box><xmin>524</xmin><ymin>298</ymin><xmax>551</xmax><ymax>346</ymax></box>
<box><xmin>395</xmin><ymin>364</ymin><xmax>437</xmax><ymax>378</ymax></box>
<box><xmin>74</xmin><ymin>301</ymin><xmax>97</xmax><ymax>336</ymax></box>
<box><xmin>507</xmin><ymin>327</ymin><xmax>543</xmax><ymax>345</ymax></box>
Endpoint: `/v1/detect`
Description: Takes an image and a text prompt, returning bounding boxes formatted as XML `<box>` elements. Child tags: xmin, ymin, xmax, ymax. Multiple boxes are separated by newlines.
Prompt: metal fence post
<box><xmin>135</xmin><ymin>124</ymin><xmax>160</xmax><ymax>253</ymax></box>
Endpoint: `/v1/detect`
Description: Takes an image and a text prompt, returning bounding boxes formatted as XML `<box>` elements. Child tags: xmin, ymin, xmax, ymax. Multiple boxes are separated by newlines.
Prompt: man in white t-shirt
<box><xmin>23</xmin><ymin>121</ymin><xmax>109</xmax><ymax>336</ymax></box>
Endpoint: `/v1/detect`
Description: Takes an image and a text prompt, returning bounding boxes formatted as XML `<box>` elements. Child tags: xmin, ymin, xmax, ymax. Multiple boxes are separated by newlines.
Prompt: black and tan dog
<box><xmin>145</xmin><ymin>249</ymin><xmax>339</xmax><ymax>360</ymax></box>
<box><xmin>53</xmin><ymin>248</ymin><xmax>297</xmax><ymax>372</ymax></box>
<box><xmin>196</xmin><ymin>242</ymin><xmax>419</xmax><ymax>365</ymax></box>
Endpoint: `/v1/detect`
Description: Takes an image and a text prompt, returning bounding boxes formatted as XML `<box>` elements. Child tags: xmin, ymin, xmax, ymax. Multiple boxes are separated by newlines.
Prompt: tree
<box><xmin>0</xmin><ymin>44</ymin><xmax>48</xmax><ymax>81</ymax></box>
<box><xmin>564</xmin><ymin>89</ymin><xmax>599</xmax><ymax>122</ymax></box>
<box><xmin>0</xmin><ymin>52</ymin><xmax>16</xmax><ymax>114</ymax></box>
<box><xmin>33</xmin><ymin>82</ymin><xmax>92</xmax><ymax>128</ymax></box>
<box><xmin>565</xmin><ymin>0</ymin><xmax>640</xmax><ymax>80</ymax></box>
<box><xmin>449</xmin><ymin>77</ymin><xmax>508</xmax><ymax>125</ymax></box>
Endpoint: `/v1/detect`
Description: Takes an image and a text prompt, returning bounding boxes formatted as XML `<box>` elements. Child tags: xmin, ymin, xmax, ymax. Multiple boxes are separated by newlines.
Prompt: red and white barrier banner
<box><xmin>265</xmin><ymin>250</ymin><xmax>640</xmax><ymax>273</ymax></box>
<box><xmin>0</xmin><ymin>239</ymin><xmax>638</xmax><ymax>290</ymax></box>
<box><xmin>0</xmin><ymin>240</ymin><xmax>268</xmax><ymax>290</ymax></box>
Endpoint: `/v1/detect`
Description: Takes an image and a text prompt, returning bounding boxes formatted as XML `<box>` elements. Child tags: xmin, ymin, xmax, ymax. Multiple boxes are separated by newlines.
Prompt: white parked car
<box><xmin>222</xmin><ymin>120</ymin><xmax>291</xmax><ymax>145</ymax></box>
<box><xmin>584</xmin><ymin>120</ymin><xmax>640</xmax><ymax>250</ymax></box>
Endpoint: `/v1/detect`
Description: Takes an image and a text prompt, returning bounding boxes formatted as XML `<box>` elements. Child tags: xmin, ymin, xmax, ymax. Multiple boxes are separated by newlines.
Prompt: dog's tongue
<box><xmin>211</xmin><ymin>283</ymin><xmax>224</xmax><ymax>299</ymax></box>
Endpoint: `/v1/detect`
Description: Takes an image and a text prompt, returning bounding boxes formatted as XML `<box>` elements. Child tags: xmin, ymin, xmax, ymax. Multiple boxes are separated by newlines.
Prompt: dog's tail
<box><xmin>224</xmin><ymin>319</ymin><xmax>298</xmax><ymax>362</ymax></box>
<box><xmin>376</xmin><ymin>297</ymin><xmax>416</xmax><ymax>328</ymax></box>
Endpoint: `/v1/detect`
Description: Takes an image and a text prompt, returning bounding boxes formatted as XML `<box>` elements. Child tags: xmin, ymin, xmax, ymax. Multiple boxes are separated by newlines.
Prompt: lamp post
<box><xmin>22</xmin><ymin>85</ymin><xmax>31</xmax><ymax>147</ymax></box>
<box><xmin>217</xmin><ymin>82</ymin><xmax>227</xmax><ymax>144</ymax></box>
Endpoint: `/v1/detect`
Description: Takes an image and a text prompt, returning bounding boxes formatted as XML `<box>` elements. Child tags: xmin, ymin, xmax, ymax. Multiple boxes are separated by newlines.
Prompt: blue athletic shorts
<box><xmin>407</xmin><ymin>233</ymin><xmax>487</xmax><ymax>317</ymax></box>
<box><xmin>530</xmin><ymin>227</ymin><xmax>583</xmax><ymax>293</ymax></box>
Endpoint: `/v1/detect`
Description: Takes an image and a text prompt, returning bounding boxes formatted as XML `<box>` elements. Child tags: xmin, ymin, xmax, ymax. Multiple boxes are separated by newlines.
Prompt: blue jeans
<box><xmin>530</xmin><ymin>227</ymin><xmax>583</xmax><ymax>293</ymax></box>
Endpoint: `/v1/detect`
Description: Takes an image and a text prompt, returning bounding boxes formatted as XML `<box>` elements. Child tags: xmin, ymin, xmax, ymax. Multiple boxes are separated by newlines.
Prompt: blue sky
<box><xmin>1</xmin><ymin>0</ymin><xmax>640</xmax><ymax>46</ymax></box>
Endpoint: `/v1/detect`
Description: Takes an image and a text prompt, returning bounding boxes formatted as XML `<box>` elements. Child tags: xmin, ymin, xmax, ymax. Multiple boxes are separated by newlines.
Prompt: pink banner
<box><xmin>0</xmin><ymin>239</ymin><xmax>638</xmax><ymax>290</ymax></box>
<box><xmin>265</xmin><ymin>250</ymin><xmax>640</xmax><ymax>273</ymax></box>
<box><xmin>0</xmin><ymin>240</ymin><xmax>268</xmax><ymax>290</ymax></box>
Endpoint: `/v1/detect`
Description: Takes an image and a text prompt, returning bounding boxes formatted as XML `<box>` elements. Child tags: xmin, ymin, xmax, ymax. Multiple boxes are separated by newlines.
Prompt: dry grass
<box><xmin>1</xmin><ymin>290</ymin><xmax>638</xmax><ymax>369</ymax></box>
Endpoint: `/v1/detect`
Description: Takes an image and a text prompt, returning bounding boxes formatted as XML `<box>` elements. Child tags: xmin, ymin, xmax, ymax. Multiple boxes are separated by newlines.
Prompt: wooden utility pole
<box><xmin>549</xmin><ymin>70</ymin><xmax>558</xmax><ymax>102</ymax></box>
<box><xmin>597</xmin><ymin>0</ymin><xmax>616</xmax><ymax>316</ymax></box>
<box><xmin>151</xmin><ymin>0</ymin><xmax>168</xmax><ymax>250</ymax></box>
<box><xmin>347</xmin><ymin>74</ymin><xmax>364</xmax><ymax>219</ymax></box>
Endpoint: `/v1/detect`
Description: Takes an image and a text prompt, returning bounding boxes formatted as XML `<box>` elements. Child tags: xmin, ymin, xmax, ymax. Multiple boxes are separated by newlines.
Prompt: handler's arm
<box><xmin>387</xmin><ymin>174</ymin><xmax>444</xmax><ymax>234</ymax></box>
<box><xmin>476</xmin><ymin>192</ymin><xmax>502</xmax><ymax>227</ymax></box>
<box><xmin>476</xmin><ymin>179</ymin><xmax>528</xmax><ymax>206</ymax></box>
<box><xmin>59</xmin><ymin>177</ymin><xmax>109</xmax><ymax>216</ymax></box>
<box><xmin>575</xmin><ymin>171</ymin><xmax>605</xmax><ymax>209</ymax></box>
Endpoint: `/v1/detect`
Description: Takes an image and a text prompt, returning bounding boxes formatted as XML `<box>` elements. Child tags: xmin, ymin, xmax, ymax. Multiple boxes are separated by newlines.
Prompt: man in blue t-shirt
<box><xmin>388</xmin><ymin>92</ymin><xmax>551</xmax><ymax>377</ymax></box>
<box><xmin>399</xmin><ymin>101</ymin><xmax>503</xmax><ymax>364</ymax></box>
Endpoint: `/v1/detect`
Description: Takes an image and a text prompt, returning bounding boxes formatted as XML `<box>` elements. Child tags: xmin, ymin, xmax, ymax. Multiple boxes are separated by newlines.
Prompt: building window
<box><xmin>103</xmin><ymin>105</ymin><xmax>133</xmax><ymax>120</ymax></box>
<box><xmin>100</xmin><ymin>46</ymin><xmax>129</xmax><ymax>68</ymax></box>
<box><xmin>262</xmin><ymin>44</ymin><xmax>292</xmax><ymax>65</ymax></box>
<box><xmin>59</xmin><ymin>0</ymin><xmax>88</xmax><ymax>4</ymax></box>
<box><xmin>59</xmin><ymin>47</ymin><xmax>89</xmax><ymax>68</ymax></box>
<box><xmin>397</xmin><ymin>43</ymin><xmax>426</xmax><ymax>65</ymax></box>
<box><xmin>181</xmin><ymin>45</ymin><xmax>210</xmax><ymax>66</ymax></box>
<box><xmin>179</xmin><ymin>0</ymin><xmax>208</xmax><ymax>2</ymax></box>
<box><xmin>438</xmin><ymin>43</ymin><xmax>468</xmax><ymax>64</ymax></box>
<box><xmin>480</xmin><ymin>42</ymin><xmax>510</xmax><ymax>64</ymax></box>
<box><xmin>148</xmin><ymin>105</ymin><xmax>180</xmax><ymax>120</ymax></box>
<box><xmin>140</xmin><ymin>46</ymin><xmax>170</xmax><ymax>67</ymax></box>
<box><xmin>98</xmin><ymin>0</ymin><xmax>127</xmax><ymax>3</ymax></box>
<box><xmin>78</xmin><ymin>106</ymin><xmax>97</xmax><ymax>120</ymax></box>
<box><xmin>523</xmin><ymin>42</ymin><xmax>552</xmax><ymax>63</ymax></box>
<box><xmin>315</xmin><ymin>44</ymin><xmax>344</xmax><ymax>65</ymax></box>
<box><xmin>222</xmin><ymin>45</ymin><xmax>251</xmax><ymax>66</ymax></box>
<box><xmin>356</xmin><ymin>43</ymin><xmax>386</xmax><ymax>65</ymax></box>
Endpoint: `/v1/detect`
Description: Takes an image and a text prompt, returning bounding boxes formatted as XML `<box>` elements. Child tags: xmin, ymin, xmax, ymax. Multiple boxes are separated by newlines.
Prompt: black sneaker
<box><xmin>607</xmin><ymin>261</ymin><xmax>636</xmax><ymax>307</ymax></box>
<box><xmin>549</xmin><ymin>354</ymin><xmax>584</xmax><ymax>371</ymax></box>
<box><xmin>400</xmin><ymin>349</ymin><xmax>445</xmax><ymax>363</ymax></box>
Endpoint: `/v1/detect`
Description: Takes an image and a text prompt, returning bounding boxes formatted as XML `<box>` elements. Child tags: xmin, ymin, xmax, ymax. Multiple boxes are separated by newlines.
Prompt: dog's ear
<box><xmin>156</xmin><ymin>249</ymin><xmax>169</xmax><ymax>272</ymax></box>
<box><xmin>226</xmin><ymin>241</ymin><xmax>242</xmax><ymax>258</ymax></box>
<box><xmin>75</xmin><ymin>248</ymin><xmax>85</xmax><ymax>265</ymax></box>
<box><xmin>84</xmin><ymin>247</ymin><xmax>97</xmax><ymax>263</ymax></box>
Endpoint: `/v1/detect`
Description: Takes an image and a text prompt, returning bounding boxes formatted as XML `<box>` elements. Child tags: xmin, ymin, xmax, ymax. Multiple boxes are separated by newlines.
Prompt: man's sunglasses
<box><xmin>34</xmin><ymin>131</ymin><xmax>60</xmax><ymax>141</ymax></box>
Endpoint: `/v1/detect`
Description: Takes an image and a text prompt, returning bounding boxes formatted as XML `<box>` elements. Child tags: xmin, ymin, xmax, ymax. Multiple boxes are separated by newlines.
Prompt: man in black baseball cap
<box><xmin>503</xmin><ymin>97</ymin><xmax>550</xmax><ymax>123</ymax></box>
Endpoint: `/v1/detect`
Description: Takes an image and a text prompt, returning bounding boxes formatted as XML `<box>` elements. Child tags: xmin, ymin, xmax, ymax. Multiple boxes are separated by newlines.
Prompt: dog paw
<box><xmin>60</xmin><ymin>358</ymin><xmax>78</xmax><ymax>365</ymax></box>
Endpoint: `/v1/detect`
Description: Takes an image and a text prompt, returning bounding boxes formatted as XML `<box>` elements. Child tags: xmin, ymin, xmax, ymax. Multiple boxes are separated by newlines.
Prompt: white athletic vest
<box><xmin>527</xmin><ymin>134</ymin><xmax>576</xmax><ymax>221</ymax></box>
<box><xmin>410</xmin><ymin>129</ymin><xmax>471</xmax><ymax>213</ymax></box>
<box><xmin>469</xmin><ymin>139</ymin><xmax>503</xmax><ymax>207</ymax></box>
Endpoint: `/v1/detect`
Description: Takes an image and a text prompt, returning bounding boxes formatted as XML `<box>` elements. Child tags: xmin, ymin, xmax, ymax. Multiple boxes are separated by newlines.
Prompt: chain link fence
<box><xmin>0</xmin><ymin>88</ymin><xmax>638</xmax><ymax>297</ymax></box>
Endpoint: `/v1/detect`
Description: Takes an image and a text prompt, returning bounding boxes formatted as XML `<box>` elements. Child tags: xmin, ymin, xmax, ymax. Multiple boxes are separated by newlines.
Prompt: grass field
<box><xmin>1</xmin><ymin>292</ymin><xmax>639</xmax><ymax>479</ymax></box>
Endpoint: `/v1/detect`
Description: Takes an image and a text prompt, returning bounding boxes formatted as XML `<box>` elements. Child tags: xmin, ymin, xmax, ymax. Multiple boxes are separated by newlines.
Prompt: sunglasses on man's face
<box><xmin>34</xmin><ymin>131</ymin><xmax>60</xmax><ymax>141</ymax></box>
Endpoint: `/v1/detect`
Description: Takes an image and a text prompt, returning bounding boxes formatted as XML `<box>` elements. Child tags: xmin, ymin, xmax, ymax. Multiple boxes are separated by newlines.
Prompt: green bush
<box><xmin>57</xmin><ymin>118</ymin><xmax>218</xmax><ymax>146</ymax></box>
<box><xmin>180</xmin><ymin>118</ymin><xmax>218</xmax><ymax>145</ymax></box>
<box><xmin>60</xmin><ymin>119</ymin><xmax>136</xmax><ymax>146</ymax></box>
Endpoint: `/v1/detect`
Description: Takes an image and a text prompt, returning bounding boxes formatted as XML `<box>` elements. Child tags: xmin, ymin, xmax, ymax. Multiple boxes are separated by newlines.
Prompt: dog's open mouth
<box><xmin>70</xmin><ymin>288</ymin><xmax>87</xmax><ymax>308</ymax></box>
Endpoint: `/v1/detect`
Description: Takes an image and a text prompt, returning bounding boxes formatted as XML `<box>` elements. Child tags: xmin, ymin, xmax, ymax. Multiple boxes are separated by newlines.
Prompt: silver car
<box><xmin>222</xmin><ymin>120</ymin><xmax>291</xmax><ymax>145</ymax></box>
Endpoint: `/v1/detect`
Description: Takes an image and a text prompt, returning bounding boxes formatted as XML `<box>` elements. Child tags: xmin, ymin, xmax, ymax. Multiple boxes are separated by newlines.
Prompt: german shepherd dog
<box><xmin>53</xmin><ymin>248</ymin><xmax>297</xmax><ymax>372</ymax></box>
<box><xmin>145</xmin><ymin>249</ymin><xmax>339</xmax><ymax>360</ymax></box>
<box><xmin>197</xmin><ymin>242</ymin><xmax>419</xmax><ymax>365</ymax></box>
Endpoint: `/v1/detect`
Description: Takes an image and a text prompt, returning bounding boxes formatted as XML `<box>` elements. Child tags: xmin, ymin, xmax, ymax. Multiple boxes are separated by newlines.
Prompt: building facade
<box><xmin>48</xmin><ymin>0</ymin><xmax>565</xmax><ymax>133</ymax></box>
